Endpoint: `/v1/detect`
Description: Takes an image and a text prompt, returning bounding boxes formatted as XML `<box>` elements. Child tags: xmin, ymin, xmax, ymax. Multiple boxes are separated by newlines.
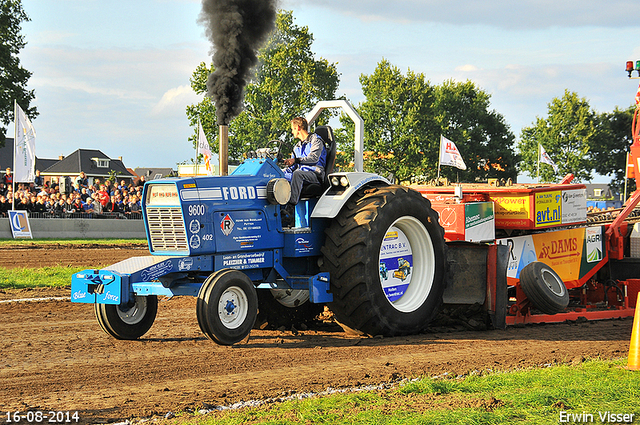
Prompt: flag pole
<box><xmin>11</xmin><ymin>100</ymin><xmax>16</xmax><ymax>210</ymax></box>
<box><xmin>195</xmin><ymin>118</ymin><xmax>200</xmax><ymax>176</ymax></box>
<box><xmin>625</xmin><ymin>151</ymin><xmax>630</xmax><ymax>202</ymax></box>
<box><xmin>536</xmin><ymin>144</ymin><xmax>540</xmax><ymax>184</ymax></box>
<box><xmin>437</xmin><ymin>135</ymin><xmax>442</xmax><ymax>180</ymax></box>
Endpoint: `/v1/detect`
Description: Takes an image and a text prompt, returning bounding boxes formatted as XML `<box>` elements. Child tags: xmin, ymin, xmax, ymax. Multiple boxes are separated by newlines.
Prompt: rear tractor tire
<box><xmin>321</xmin><ymin>185</ymin><xmax>447</xmax><ymax>336</ymax></box>
<box><xmin>95</xmin><ymin>295</ymin><xmax>158</xmax><ymax>340</ymax></box>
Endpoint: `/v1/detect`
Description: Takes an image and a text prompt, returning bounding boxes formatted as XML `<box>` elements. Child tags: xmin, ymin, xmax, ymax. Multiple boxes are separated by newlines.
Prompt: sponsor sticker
<box><xmin>220</xmin><ymin>214</ymin><xmax>234</xmax><ymax>236</ymax></box>
<box><xmin>189</xmin><ymin>219</ymin><xmax>201</xmax><ymax>233</ymax></box>
<box><xmin>190</xmin><ymin>234</ymin><xmax>201</xmax><ymax>249</ymax></box>
<box><xmin>379</xmin><ymin>227</ymin><xmax>413</xmax><ymax>303</ymax></box>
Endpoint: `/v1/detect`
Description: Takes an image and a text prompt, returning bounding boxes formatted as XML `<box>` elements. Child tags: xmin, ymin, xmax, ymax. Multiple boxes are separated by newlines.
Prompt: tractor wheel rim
<box><xmin>218</xmin><ymin>286</ymin><xmax>249</xmax><ymax>329</ymax></box>
<box><xmin>542</xmin><ymin>269</ymin><xmax>565</xmax><ymax>297</ymax></box>
<box><xmin>379</xmin><ymin>216</ymin><xmax>435</xmax><ymax>313</ymax></box>
<box><xmin>117</xmin><ymin>296</ymin><xmax>148</xmax><ymax>325</ymax></box>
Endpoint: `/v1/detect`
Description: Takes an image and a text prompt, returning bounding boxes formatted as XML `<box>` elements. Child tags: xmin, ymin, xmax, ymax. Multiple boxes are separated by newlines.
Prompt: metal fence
<box><xmin>1</xmin><ymin>211</ymin><xmax>143</xmax><ymax>220</ymax></box>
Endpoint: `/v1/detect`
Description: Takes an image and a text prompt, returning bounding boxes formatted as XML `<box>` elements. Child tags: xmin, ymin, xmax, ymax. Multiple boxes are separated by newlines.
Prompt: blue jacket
<box><xmin>284</xmin><ymin>133</ymin><xmax>327</xmax><ymax>180</ymax></box>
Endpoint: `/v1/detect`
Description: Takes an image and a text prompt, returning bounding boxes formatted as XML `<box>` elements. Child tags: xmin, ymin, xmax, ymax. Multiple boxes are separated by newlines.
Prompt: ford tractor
<box><xmin>71</xmin><ymin>100</ymin><xmax>453</xmax><ymax>345</ymax></box>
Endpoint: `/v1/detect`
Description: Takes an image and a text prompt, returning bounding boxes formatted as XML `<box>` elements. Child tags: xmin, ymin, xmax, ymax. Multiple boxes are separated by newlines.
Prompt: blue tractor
<box><xmin>71</xmin><ymin>101</ymin><xmax>448</xmax><ymax>345</ymax></box>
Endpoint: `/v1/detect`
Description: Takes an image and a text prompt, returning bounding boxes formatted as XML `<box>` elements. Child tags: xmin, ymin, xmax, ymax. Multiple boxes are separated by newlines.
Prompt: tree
<box><xmin>518</xmin><ymin>90</ymin><xmax>598</xmax><ymax>183</ymax></box>
<box><xmin>337</xmin><ymin>60</ymin><xmax>437</xmax><ymax>182</ymax></box>
<box><xmin>433</xmin><ymin>80</ymin><xmax>518</xmax><ymax>183</ymax></box>
<box><xmin>186</xmin><ymin>10</ymin><xmax>340</xmax><ymax>163</ymax></box>
<box><xmin>0</xmin><ymin>0</ymin><xmax>37</xmax><ymax>146</ymax></box>
<box><xmin>339</xmin><ymin>60</ymin><xmax>517</xmax><ymax>184</ymax></box>
<box><xmin>591</xmin><ymin>106</ymin><xmax>635</xmax><ymax>192</ymax></box>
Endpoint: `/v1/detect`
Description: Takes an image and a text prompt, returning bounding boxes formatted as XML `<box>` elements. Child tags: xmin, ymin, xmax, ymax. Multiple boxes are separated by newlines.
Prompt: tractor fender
<box><xmin>311</xmin><ymin>172</ymin><xmax>390</xmax><ymax>219</ymax></box>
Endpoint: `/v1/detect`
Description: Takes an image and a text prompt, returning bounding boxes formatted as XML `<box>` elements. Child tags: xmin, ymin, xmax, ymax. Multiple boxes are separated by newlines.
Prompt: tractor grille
<box><xmin>146</xmin><ymin>207</ymin><xmax>188</xmax><ymax>252</ymax></box>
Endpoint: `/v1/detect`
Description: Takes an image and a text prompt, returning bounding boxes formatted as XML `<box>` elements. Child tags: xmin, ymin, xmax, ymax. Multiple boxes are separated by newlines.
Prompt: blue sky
<box><xmin>16</xmin><ymin>0</ymin><xmax>640</xmax><ymax>181</ymax></box>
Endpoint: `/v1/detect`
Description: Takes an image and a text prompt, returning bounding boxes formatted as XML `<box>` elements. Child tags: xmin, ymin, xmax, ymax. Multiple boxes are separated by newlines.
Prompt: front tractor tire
<box><xmin>321</xmin><ymin>185</ymin><xmax>446</xmax><ymax>337</ymax></box>
<box><xmin>94</xmin><ymin>295</ymin><xmax>158</xmax><ymax>340</ymax></box>
<box><xmin>196</xmin><ymin>269</ymin><xmax>258</xmax><ymax>345</ymax></box>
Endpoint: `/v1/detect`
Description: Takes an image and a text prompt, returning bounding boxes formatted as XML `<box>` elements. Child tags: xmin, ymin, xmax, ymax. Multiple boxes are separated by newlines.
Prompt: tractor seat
<box><xmin>300</xmin><ymin>125</ymin><xmax>336</xmax><ymax>199</ymax></box>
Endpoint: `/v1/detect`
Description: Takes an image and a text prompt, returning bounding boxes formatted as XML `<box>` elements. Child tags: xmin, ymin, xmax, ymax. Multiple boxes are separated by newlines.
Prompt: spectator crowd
<box><xmin>0</xmin><ymin>169</ymin><xmax>144</xmax><ymax>219</ymax></box>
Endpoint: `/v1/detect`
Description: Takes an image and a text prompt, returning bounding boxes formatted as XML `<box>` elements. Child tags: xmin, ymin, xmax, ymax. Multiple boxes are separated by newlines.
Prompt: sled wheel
<box><xmin>254</xmin><ymin>288</ymin><xmax>324</xmax><ymax>330</ymax></box>
<box><xmin>94</xmin><ymin>295</ymin><xmax>157</xmax><ymax>340</ymax></box>
<box><xmin>519</xmin><ymin>261</ymin><xmax>569</xmax><ymax>314</ymax></box>
<box><xmin>197</xmin><ymin>269</ymin><xmax>258</xmax><ymax>345</ymax></box>
<box><xmin>321</xmin><ymin>185</ymin><xmax>447</xmax><ymax>336</ymax></box>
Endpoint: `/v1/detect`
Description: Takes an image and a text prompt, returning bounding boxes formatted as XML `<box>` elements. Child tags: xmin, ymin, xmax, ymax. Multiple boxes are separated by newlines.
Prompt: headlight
<box><xmin>266</xmin><ymin>178</ymin><xmax>291</xmax><ymax>205</ymax></box>
<box><xmin>330</xmin><ymin>175</ymin><xmax>350</xmax><ymax>190</ymax></box>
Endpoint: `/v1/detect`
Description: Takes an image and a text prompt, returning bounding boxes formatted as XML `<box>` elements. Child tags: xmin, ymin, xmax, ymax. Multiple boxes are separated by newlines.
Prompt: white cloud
<box><xmin>441</xmin><ymin>61</ymin><xmax>634</xmax><ymax>137</ymax></box>
<box><xmin>29</xmin><ymin>30</ymin><xmax>76</xmax><ymax>44</ymax></box>
<box><xmin>18</xmin><ymin>44</ymin><xmax>206</xmax><ymax>168</ymax></box>
<box><xmin>282</xmin><ymin>0</ymin><xmax>640</xmax><ymax>29</ymax></box>
<box><xmin>30</xmin><ymin>76</ymin><xmax>153</xmax><ymax>101</ymax></box>
<box><xmin>455</xmin><ymin>64</ymin><xmax>479</xmax><ymax>72</ymax></box>
<box><xmin>151</xmin><ymin>85</ymin><xmax>202</xmax><ymax>117</ymax></box>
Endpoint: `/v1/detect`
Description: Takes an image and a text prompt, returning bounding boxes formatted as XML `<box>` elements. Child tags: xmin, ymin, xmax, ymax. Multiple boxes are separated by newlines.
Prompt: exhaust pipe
<box><xmin>219</xmin><ymin>125</ymin><xmax>228</xmax><ymax>176</ymax></box>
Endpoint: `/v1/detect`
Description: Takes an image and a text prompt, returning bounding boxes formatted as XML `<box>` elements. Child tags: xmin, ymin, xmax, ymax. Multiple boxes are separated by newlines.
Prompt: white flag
<box><xmin>439</xmin><ymin>135</ymin><xmax>467</xmax><ymax>170</ymax></box>
<box><xmin>539</xmin><ymin>144</ymin><xmax>558</xmax><ymax>173</ymax></box>
<box><xmin>197</xmin><ymin>121</ymin><xmax>214</xmax><ymax>176</ymax></box>
<box><xmin>14</xmin><ymin>103</ymin><xmax>36</xmax><ymax>183</ymax></box>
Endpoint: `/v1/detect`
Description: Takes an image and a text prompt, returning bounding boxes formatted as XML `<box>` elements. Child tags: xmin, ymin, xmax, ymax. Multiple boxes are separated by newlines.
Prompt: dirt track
<box><xmin>0</xmin><ymin>243</ymin><xmax>149</xmax><ymax>270</ymax></box>
<box><xmin>0</xmin><ymin>245</ymin><xmax>634</xmax><ymax>424</ymax></box>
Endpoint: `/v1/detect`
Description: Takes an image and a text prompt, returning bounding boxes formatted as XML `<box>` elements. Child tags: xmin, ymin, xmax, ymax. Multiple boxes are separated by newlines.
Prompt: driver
<box><xmin>282</xmin><ymin>117</ymin><xmax>327</xmax><ymax>224</ymax></box>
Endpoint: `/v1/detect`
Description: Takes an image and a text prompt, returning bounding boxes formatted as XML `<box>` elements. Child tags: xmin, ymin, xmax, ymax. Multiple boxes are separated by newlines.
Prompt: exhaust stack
<box><xmin>219</xmin><ymin>125</ymin><xmax>229</xmax><ymax>176</ymax></box>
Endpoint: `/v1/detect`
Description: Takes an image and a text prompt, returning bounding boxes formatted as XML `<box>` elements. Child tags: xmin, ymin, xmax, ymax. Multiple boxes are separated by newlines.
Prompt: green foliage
<box><xmin>518</xmin><ymin>90</ymin><xmax>599</xmax><ymax>183</ymax></box>
<box><xmin>0</xmin><ymin>0</ymin><xmax>37</xmax><ymax>146</ymax></box>
<box><xmin>107</xmin><ymin>169</ymin><xmax>120</xmax><ymax>184</ymax></box>
<box><xmin>186</xmin><ymin>62</ymin><xmax>217</xmax><ymax>163</ymax></box>
<box><xmin>434</xmin><ymin>80</ymin><xmax>518</xmax><ymax>183</ymax></box>
<box><xmin>338</xmin><ymin>59</ymin><xmax>437</xmax><ymax>182</ymax></box>
<box><xmin>339</xmin><ymin>60</ymin><xmax>517</xmax><ymax>184</ymax></box>
<box><xmin>186</xmin><ymin>10</ymin><xmax>340</xmax><ymax>163</ymax></box>
<box><xmin>592</xmin><ymin>105</ymin><xmax>635</xmax><ymax>192</ymax></box>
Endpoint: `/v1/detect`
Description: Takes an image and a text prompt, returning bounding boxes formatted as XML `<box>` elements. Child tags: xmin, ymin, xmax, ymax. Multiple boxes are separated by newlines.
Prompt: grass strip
<box><xmin>171</xmin><ymin>359</ymin><xmax>640</xmax><ymax>425</ymax></box>
<box><xmin>0</xmin><ymin>238</ymin><xmax>146</xmax><ymax>246</ymax></box>
<box><xmin>0</xmin><ymin>265</ymin><xmax>84</xmax><ymax>289</ymax></box>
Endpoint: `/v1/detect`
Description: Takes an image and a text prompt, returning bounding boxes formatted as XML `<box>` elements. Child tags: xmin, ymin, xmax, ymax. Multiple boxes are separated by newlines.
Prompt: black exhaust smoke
<box><xmin>200</xmin><ymin>0</ymin><xmax>277</xmax><ymax>125</ymax></box>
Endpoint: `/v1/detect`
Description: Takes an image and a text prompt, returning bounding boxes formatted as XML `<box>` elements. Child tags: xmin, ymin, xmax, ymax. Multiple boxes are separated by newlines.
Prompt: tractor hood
<box><xmin>142</xmin><ymin>158</ymin><xmax>286</xmax><ymax>256</ymax></box>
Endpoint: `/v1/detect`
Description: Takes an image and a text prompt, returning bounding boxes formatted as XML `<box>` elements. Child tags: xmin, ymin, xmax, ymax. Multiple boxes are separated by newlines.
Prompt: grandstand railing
<box><xmin>1</xmin><ymin>211</ymin><xmax>143</xmax><ymax>220</ymax></box>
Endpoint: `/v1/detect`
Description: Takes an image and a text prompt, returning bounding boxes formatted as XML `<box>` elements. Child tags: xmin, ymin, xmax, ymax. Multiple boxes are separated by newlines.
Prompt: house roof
<box><xmin>42</xmin><ymin>149</ymin><xmax>133</xmax><ymax>177</ymax></box>
<box><xmin>36</xmin><ymin>158</ymin><xmax>57</xmax><ymax>172</ymax></box>
<box><xmin>0</xmin><ymin>138</ymin><xmax>59</xmax><ymax>174</ymax></box>
<box><xmin>584</xmin><ymin>183</ymin><xmax>618</xmax><ymax>199</ymax></box>
<box><xmin>0</xmin><ymin>138</ymin><xmax>12</xmax><ymax>171</ymax></box>
<box><xmin>134</xmin><ymin>167</ymin><xmax>175</xmax><ymax>180</ymax></box>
